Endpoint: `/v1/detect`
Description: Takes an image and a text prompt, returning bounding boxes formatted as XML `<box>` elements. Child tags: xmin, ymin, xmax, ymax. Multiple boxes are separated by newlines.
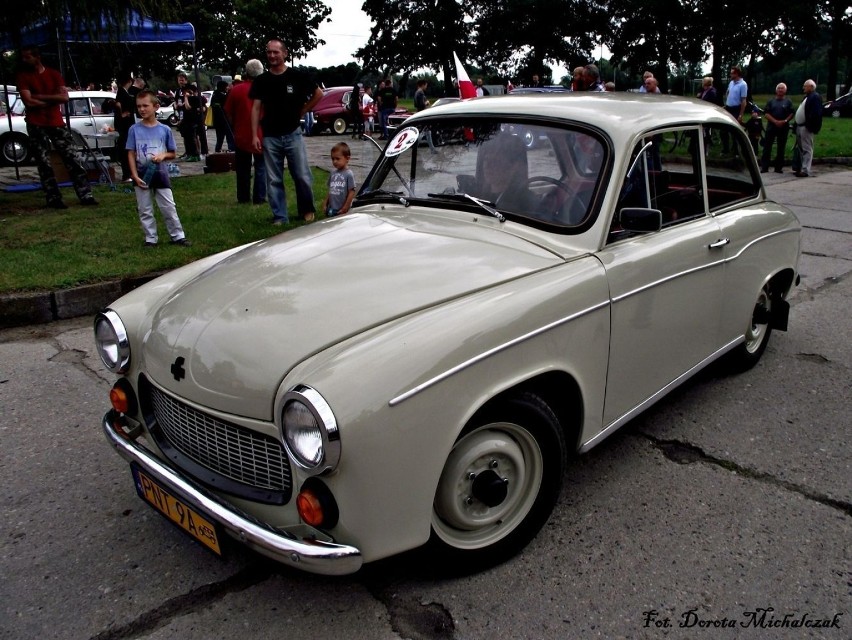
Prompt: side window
<box><xmin>68</xmin><ymin>98</ymin><xmax>90</xmax><ymax>116</ymax></box>
<box><xmin>90</xmin><ymin>99</ymin><xmax>104</xmax><ymax>115</ymax></box>
<box><xmin>703</xmin><ymin>123</ymin><xmax>760</xmax><ymax>210</ymax></box>
<box><xmin>612</xmin><ymin>127</ymin><xmax>706</xmax><ymax>241</ymax></box>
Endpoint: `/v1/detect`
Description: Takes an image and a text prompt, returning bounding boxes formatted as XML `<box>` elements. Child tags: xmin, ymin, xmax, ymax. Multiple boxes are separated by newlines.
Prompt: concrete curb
<box><xmin>0</xmin><ymin>272</ymin><xmax>166</xmax><ymax>329</ymax></box>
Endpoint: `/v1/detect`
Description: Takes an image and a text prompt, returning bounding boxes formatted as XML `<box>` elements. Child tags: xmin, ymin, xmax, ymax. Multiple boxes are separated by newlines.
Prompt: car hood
<box><xmin>142</xmin><ymin>210</ymin><xmax>565</xmax><ymax>419</ymax></box>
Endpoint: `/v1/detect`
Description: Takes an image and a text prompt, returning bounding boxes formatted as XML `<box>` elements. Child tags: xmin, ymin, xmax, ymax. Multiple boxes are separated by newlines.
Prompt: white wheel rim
<box><xmin>745</xmin><ymin>289</ymin><xmax>770</xmax><ymax>354</ymax></box>
<box><xmin>432</xmin><ymin>423</ymin><xmax>543</xmax><ymax>550</ymax></box>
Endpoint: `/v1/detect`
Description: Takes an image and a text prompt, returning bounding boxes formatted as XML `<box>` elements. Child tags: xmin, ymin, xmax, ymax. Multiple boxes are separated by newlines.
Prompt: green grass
<box><xmin>0</xmin><ymin>168</ymin><xmax>329</xmax><ymax>294</ymax></box>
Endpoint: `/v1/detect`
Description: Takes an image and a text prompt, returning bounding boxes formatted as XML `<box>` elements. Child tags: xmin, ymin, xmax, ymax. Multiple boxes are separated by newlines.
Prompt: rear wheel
<box><xmin>429</xmin><ymin>392</ymin><xmax>566</xmax><ymax>572</ymax></box>
<box><xmin>1</xmin><ymin>132</ymin><xmax>31</xmax><ymax>166</ymax></box>
<box><xmin>727</xmin><ymin>284</ymin><xmax>773</xmax><ymax>371</ymax></box>
<box><xmin>332</xmin><ymin>117</ymin><xmax>348</xmax><ymax>135</ymax></box>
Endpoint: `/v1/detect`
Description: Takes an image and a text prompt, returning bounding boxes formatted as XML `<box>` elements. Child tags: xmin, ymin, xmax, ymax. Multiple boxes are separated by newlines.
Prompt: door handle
<box><xmin>709</xmin><ymin>238</ymin><xmax>730</xmax><ymax>249</ymax></box>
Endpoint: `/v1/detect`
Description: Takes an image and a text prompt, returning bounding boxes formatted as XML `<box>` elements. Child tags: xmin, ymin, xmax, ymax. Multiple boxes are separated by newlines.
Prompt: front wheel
<box><xmin>429</xmin><ymin>392</ymin><xmax>566</xmax><ymax>572</ymax></box>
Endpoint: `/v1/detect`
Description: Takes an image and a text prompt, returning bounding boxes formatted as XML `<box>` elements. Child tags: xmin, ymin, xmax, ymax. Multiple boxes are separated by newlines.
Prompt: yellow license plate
<box><xmin>132</xmin><ymin>467</ymin><xmax>222</xmax><ymax>555</ymax></box>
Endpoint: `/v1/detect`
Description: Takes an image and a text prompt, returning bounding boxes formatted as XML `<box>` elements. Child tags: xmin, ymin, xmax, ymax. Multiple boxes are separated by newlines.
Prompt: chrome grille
<box><xmin>149</xmin><ymin>385</ymin><xmax>291</xmax><ymax>492</ymax></box>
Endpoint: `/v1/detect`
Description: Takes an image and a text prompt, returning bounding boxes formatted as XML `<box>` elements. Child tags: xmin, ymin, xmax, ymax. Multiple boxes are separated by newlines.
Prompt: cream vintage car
<box><xmin>96</xmin><ymin>94</ymin><xmax>801</xmax><ymax>576</ymax></box>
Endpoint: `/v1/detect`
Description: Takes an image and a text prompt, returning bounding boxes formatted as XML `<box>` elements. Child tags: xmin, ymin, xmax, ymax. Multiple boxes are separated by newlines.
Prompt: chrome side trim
<box><xmin>610</xmin><ymin>258</ymin><xmax>726</xmax><ymax>303</ymax></box>
<box><xmin>389</xmin><ymin>300</ymin><xmax>610</xmax><ymax>406</ymax></box>
<box><xmin>579</xmin><ymin>336</ymin><xmax>743</xmax><ymax>453</ymax></box>
<box><xmin>722</xmin><ymin>226</ymin><xmax>800</xmax><ymax>262</ymax></box>
<box><xmin>103</xmin><ymin>414</ymin><xmax>362</xmax><ymax>575</ymax></box>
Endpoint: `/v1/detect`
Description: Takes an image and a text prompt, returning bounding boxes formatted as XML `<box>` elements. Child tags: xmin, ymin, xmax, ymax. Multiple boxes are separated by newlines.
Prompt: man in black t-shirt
<box><xmin>250</xmin><ymin>39</ymin><xmax>322</xmax><ymax>224</ymax></box>
<box><xmin>377</xmin><ymin>78</ymin><xmax>397</xmax><ymax>140</ymax></box>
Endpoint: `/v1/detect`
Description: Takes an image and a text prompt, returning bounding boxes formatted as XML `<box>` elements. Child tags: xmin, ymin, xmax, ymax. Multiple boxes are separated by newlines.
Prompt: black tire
<box><xmin>726</xmin><ymin>284</ymin><xmax>773</xmax><ymax>372</ymax></box>
<box><xmin>168</xmin><ymin>113</ymin><xmax>180</xmax><ymax>126</ymax></box>
<box><xmin>1</xmin><ymin>132</ymin><xmax>31</xmax><ymax>166</ymax></box>
<box><xmin>429</xmin><ymin>392</ymin><xmax>566</xmax><ymax>573</ymax></box>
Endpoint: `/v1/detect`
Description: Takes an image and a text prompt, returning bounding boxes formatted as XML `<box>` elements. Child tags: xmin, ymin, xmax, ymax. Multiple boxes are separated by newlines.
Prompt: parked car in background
<box><xmin>822</xmin><ymin>91</ymin><xmax>851</xmax><ymax>118</ymax></box>
<box><xmin>0</xmin><ymin>90</ymin><xmax>118</xmax><ymax>165</ymax></box>
<box><xmin>156</xmin><ymin>102</ymin><xmax>179</xmax><ymax>126</ymax></box>
<box><xmin>96</xmin><ymin>94</ymin><xmax>800</xmax><ymax>576</ymax></box>
<box><xmin>309</xmin><ymin>86</ymin><xmax>362</xmax><ymax>135</ymax></box>
<box><xmin>387</xmin><ymin>96</ymin><xmax>460</xmax><ymax>132</ymax></box>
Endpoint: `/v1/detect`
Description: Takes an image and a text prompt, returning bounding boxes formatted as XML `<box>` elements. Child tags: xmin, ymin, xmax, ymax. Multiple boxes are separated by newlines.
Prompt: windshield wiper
<box><xmin>427</xmin><ymin>192</ymin><xmax>505</xmax><ymax>222</ymax></box>
<box><xmin>358</xmin><ymin>189</ymin><xmax>410</xmax><ymax>207</ymax></box>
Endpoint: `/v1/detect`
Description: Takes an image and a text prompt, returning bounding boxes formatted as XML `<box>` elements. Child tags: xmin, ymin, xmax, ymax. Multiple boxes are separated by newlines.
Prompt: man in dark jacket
<box><xmin>794</xmin><ymin>79</ymin><xmax>823</xmax><ymax>177</ymax></box>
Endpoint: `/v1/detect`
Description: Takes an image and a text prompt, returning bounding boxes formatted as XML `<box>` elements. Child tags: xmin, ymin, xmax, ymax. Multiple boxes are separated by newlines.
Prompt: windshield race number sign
<box><xmin>385</xmin><ymin>127</ymin><xmax>420</xmax><ymax>157</ymax></box>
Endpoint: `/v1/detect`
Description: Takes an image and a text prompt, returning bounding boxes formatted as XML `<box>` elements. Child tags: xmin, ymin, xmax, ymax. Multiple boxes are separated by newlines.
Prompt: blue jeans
<box><xmin>262</xmin><ymin>128</ymin><xmax>315</xmax><ymax>223</ymax></box>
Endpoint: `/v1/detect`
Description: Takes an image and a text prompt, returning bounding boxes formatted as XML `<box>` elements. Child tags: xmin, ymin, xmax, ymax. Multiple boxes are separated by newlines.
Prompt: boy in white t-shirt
<box><xmin>127</xmin><ymin>90</ymin><xmax>191</xmax><ymax>247</ymax></box>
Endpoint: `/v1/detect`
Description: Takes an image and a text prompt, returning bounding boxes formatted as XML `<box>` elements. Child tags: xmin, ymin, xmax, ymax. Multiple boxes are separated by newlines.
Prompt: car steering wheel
<box><xmin>528</xmin><ymin>176</ymin><xmax>584</xmax><ymax>223</ymax></box>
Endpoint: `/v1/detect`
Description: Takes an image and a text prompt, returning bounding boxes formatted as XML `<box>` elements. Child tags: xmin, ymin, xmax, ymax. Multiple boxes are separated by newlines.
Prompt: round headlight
<box><xmin>281</xmin><ymin>385</ymin><xmax>340</xmax><ymax>473</ymax></box>
<box><xmin>94</xmin><ymin>310</ymin><xmax>130</xmax><ymax>373</ymax></box>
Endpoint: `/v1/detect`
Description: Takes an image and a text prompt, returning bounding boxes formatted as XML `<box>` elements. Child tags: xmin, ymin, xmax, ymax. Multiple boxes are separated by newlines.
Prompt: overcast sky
<box><xmin>292</xmin><ymin>2</ymin><xmax>373</xmax><ymax>69</ymax></box>
<box><xmin>292</xmin><ymin>2</ymin><xmax>573</xmax><ymax>82</ymax></box>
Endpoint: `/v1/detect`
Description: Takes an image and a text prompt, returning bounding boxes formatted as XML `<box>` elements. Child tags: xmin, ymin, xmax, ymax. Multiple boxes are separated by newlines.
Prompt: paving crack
<box><xmin>642</xmin><ymin>434</ymin><xmax>852</xmax><ymax>518</ymax></box>
<box><xmin>88</xmin><ymin>563</ymin><xmax>272</xmax><ymax>640</ymax></box>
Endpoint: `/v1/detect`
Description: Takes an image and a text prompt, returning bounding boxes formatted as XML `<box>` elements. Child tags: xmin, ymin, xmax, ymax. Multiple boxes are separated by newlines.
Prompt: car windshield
<box><xmin>359</xmin><ymin>117</ymin><xmax>608</xmax><ymax>230</ymax></box>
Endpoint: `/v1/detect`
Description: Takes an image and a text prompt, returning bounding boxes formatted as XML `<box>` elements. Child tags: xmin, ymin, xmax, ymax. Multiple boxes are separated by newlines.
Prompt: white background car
<box><xmin>96</xmin><ymin>94</ymin><xmax>801</xmax><ymax>576</ymax></box>
<box><xmin>0</xmin><ymin>90</ymin><xmax>118</xmax><ymax>165</ymax></box>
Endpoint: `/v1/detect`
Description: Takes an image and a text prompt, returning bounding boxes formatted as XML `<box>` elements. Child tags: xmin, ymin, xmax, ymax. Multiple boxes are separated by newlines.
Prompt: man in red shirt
<box><xmin>17</xmin><ymin>46</ymin><xmax>97</xmax><ymax>209</ymax></box>
<box><xmin>223</xmin><ymin>58</ymin><xmax>266</xmax><ymax>204</ymax></box>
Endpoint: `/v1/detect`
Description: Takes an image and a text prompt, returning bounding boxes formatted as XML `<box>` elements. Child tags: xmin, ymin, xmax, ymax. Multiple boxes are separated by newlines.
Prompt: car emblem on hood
<box><xmin>170</xmin><ymin>356</ymin><xmax>186</xmax><ymax>381</ymax></box>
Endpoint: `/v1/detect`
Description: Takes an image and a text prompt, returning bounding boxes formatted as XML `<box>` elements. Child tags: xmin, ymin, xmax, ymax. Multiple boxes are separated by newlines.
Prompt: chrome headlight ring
<box><xmin>94</xmin><ymin>310</ymin><xmax>131</xmax><ymax>373</ymax></box>
<box><xmin>281</xmin><ymin>385</ymin><xmax>341</xmax><ymax>474</ymax></box>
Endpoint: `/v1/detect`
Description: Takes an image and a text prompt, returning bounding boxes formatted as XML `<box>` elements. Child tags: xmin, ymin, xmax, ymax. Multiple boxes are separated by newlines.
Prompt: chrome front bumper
<box><xmin>102</xmin><ymin>413</ymin><xmax>363</xmax><ymax>575</ymax></box>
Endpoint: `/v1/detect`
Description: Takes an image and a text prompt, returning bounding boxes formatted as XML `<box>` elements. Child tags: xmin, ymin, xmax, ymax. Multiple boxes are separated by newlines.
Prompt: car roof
<box><xmin>68</xmin><ymin>90</ymin><xmax>118</xmax><ymax>99</ymax></box>
<box><xmin>411</xmin><ymin>92</ymin><xmax>734</xmax><ymax>142</ymax></box>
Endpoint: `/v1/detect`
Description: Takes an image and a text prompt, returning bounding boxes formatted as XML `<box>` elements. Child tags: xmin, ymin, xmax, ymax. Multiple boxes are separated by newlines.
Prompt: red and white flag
<box><xmin>453</xmin><ymin>51</ymin><xmax>476</xmax><ymax>99</ymax></box>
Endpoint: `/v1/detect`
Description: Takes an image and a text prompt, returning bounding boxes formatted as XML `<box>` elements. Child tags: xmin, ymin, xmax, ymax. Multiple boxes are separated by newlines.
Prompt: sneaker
<box><xmin>80</xmin><ymin>196</ymin><xmax>98</xmax><ymax>206</ymax></box>
<box><xmin>303</xmin><ymin>212</ymin><xmax>315</xmax><ymax>222</ymax></box>
<box><xmin>143</xmin><ymin>241</ymin><xmax>157</xmax><ymax>248</ymax></box>
<box><xmin>170</xmin><ymin>238</ymin><xmax>192</xmax><ymax>247</ymax></box>
<box><xmin>774</xmin><ymin>169</ymin><xmax>783</xmax><ymax>174</ymax></box>
<box><xmin>46</xmin><ymin>199</ymin><xmax>68</xmax><ymax>210</ymax></box>
<box><xmin>271</xmin><ymin>219</ymin><xmax>287</xmax><ymax>226</ymax></box>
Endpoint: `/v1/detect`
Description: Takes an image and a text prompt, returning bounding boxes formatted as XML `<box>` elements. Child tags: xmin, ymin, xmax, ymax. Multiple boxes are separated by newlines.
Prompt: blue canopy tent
<box><xmin>1</xmin><ymin>11</ymin><xmax>196</xmax><ymax>180</ymax></box>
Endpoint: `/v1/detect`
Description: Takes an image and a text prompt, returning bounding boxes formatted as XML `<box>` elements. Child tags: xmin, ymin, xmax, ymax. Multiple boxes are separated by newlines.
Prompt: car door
<box><xmin>598</xmin><ymin>128</ymin><xmax>726</xmax><ymax>426</ymax></box>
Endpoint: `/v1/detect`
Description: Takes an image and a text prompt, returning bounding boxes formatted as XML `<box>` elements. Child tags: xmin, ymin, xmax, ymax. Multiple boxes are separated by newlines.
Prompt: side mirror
<box><xmin>620</xmin><ymin>208</ymin><xmax>662</xmax><ymax>233</ymax></box>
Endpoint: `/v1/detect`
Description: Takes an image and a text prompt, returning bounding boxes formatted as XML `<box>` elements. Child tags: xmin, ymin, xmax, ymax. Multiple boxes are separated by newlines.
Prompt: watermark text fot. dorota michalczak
<box><xmin>643</xmin><ymin>608</ymin><xmax>843</xmax><ymax>630</ymax></box>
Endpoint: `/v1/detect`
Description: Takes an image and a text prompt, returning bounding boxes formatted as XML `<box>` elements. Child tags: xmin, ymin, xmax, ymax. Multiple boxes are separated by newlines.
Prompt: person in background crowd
<box><xmin>361</xmin><ymin>85</ymin><xmax>375</xmax><ymax>134</ymax></box>
<box><xmin>604</xmin><ymin>81</ymin><xmax>615</xmax><ymax>92</ymax></box>
<box><xmin>349</xmin><ymin>82</ymin><xmax>363</xmax><ymax>138</ymax></box>
<box><xmin>377</xmin><ymin>77</ymin><xmax>397</xmax><ymax>140</ymax></box>
<box><xmin>744</xmin><ymin>108</ymin><xmax>764</xmax><ymax>155</ymax></box>
<box><xmin>114</xmin><ymin>71</ymin><xmax>136</xmax><ymax>182</ymax></box>
<box><xmin>583</xmin><ymin>64</ymin><xmax>605</xmax><ymax>92</ymax></box>
<box><xmin>761</xmin><ymin>82</ymin><xmax>794</xmax><ymax>173</ymax></box>
<box><xmin>643</xmin><ymin>75</ymin><xmax>659</xmax><ymax>94</ymax></box>
<box><xmin>129</xmin><ymin>76</ymin><xmax>146</xmax><ymax>98</ymax></box>
<box><xmin>638</xmin><ymin>71</ymin><xmax>655</xmax><ymax>93</ymax></box>
<box><xmin>572</xmin><ymin>67</ymin><xmax>585</xmax><ymax>91</ymax></box>
<box><xmin>210</xmin><ymin>80</ymin><xmax>234</xmax><ymax>153</ymax></box>
<box><xmin>414</xmin><ymin>79</ymin><xmax>436</xmax><ymax>153</ymax></box>
<box><xmin>697</xmin><ymin>76</ymin><xmax>718</xmax><ymax>152</ymax></box>
<box><xmin>722</xmin><ymin>66</ymin><xmax>748</xmax><ymax>153</ymax></box>
<box><xmin>127</xmin><ymin>89</ymin><xmax>190</xmax><ymax>247</ymax></box>
<box><xmin>475</xmin><ymin>78</ymin><xmax>490</xmax><ymax>97</ymax></box>
<box><xmin>250</xmin><ymin>38</ymin><xmax>322</xmax><ymax>224</ymax></box>
<box><xmin>16</xmin><ymin>45</ymin><xmax>97</xmax><ymax>209</ymax></box>
<box><xmin>321</xmin><ymin>141</ymin><xmax>356</xmax><ymax>217</ymax></box>
<box><xmin>531</xmin><ymin>73</ymin><xmax>543</xmax><ymax>87</ymax></box>
<box><xmin>179</xmin><ymin>83</ymin><xmax>202</xmax><ymax>161</ymax></box>
<box><xmin>223</xmin><ymin>58</ymin><xmax>266</xmax><ymax>205</ymax></box>
<box><xmin>794</xmin><ymin>79</ymin><xmax>823</xmax><ymax>178</ymax></box>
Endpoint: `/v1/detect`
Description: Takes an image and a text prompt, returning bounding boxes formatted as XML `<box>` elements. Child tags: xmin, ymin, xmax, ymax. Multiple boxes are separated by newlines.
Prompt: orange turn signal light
<box><xmin>110</xmin><ymin>386</ymin><xmax>130</xmax><ymax>414</ymax></box>
<box><xmin>296</xmin><ymin>490</ymin><xmax>325</xmax><ymax>527</ymax></box>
